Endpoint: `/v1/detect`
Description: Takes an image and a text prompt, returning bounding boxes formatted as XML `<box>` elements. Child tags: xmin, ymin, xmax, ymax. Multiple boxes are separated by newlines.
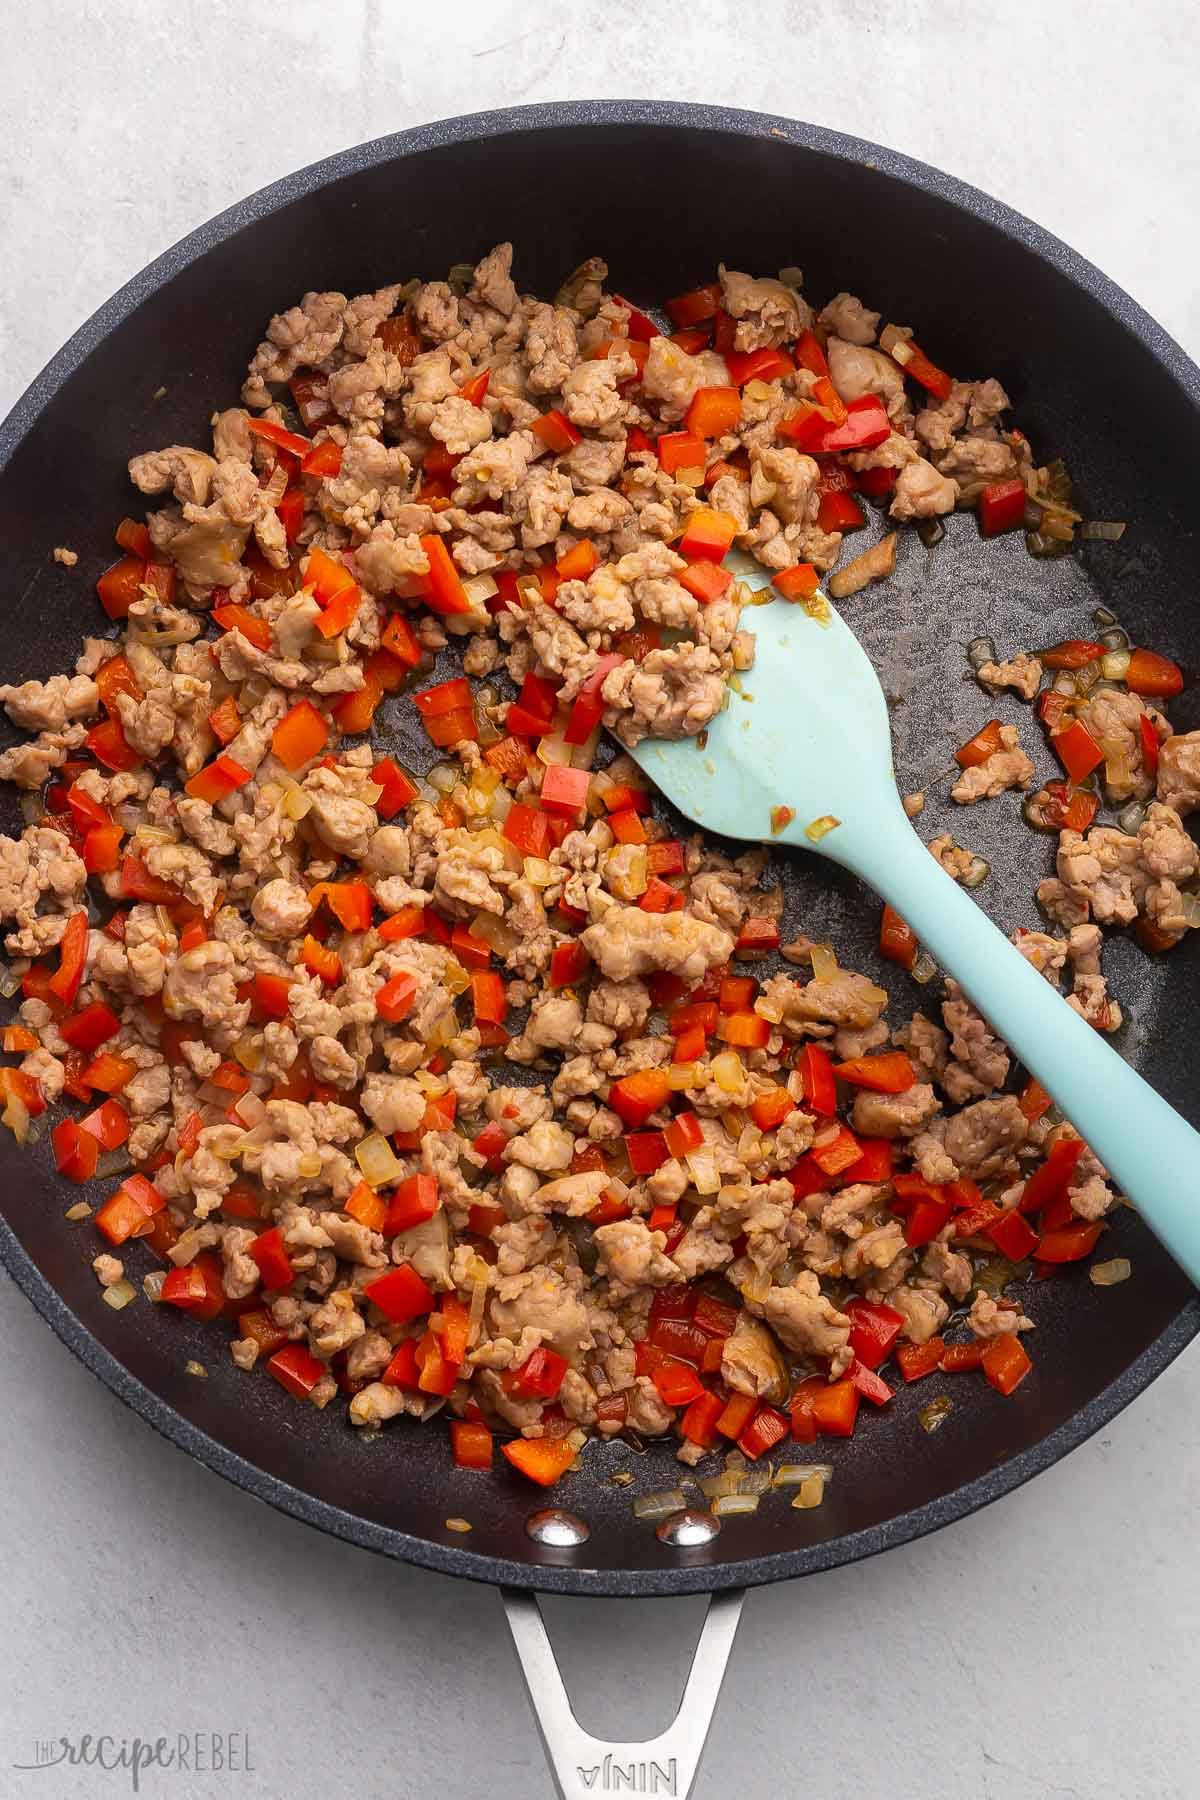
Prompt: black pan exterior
<box><xmin>0</xmin><ymin>101</ymin><xmax>1197</xmax><ymax>1597</ymax></box>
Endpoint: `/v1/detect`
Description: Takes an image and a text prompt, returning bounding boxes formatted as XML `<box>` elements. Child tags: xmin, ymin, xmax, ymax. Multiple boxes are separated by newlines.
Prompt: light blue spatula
<box><xmin>629</xmin><ymin>560</ymin><xmax>1200</xmax><ymax>1287</ymax></box>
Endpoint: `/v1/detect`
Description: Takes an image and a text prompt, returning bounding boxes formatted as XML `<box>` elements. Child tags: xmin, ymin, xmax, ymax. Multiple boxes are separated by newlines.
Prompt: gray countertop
<box><xmin>2</xmin><ymin>5</ymin><xmax>1198</xmax><ymax>1795</ymax></box>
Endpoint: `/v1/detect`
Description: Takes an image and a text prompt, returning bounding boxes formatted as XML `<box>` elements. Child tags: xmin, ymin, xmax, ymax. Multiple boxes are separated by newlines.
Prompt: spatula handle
<box><xmin>841</xmin><ymin>809</ymin><xmax>1200</xmax><ymax>1287</ymax></box>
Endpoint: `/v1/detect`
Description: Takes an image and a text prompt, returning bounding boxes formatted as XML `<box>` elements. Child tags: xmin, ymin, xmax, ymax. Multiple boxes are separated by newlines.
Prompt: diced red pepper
<box><xmin>1040</xmin><ymin>639</ymin><xmax>1105</xmax><ymax>670</ymax></box>
<box><xmin>853</xmin><ymin>464</ymin><xmax>899</xmax><ymax>498</ymax></box>
<box><xmin>1125</xmin><ymin>646</ymin><xmax>1185</xmax><ymax>698</ymax></box>
<box><xmin>779</xmin><ymin>394</ymin><xmax>890</xmax><ymax>455</ymax></box>
<box><xmin>904</xmin><ymin>1197</ymin><xmax>953</xmax><ymax>1249</ymax></box>
<box><xmin>47</xmin><ymin>911</ymin><xmax>88</xmax><ymax>1007</ymax></box>
<box><xmin>80</xmin><ymin>1051</ymin><xmax>137</xmax><ymax>1094</ymax></box>
<box><xmin>548</xmin><ymin>940</ymin><xmax>590</xmax><ymax>990</ymax></box>
<box><xmin>797</xmin><ymin>1043</ymin><xmax>837</xmax><ymax>1116</ymax></box>
<box><xmin>982</xmin><ymin>1332</ymin><xmax>1033</xmax><ymax>1395</ymax></box>
<box><xmin>85</xmin><ymin>717</ymin><xmax>141</xmax><ymax>772</ymax></box>
<box><xmin>772</xmin><ymin>563</ymin><xmax>820</xmax><ymax>603</ymax></box>
<box><xmin>539</xmin><ymin>764</ymin><xmax>591</xmax><ymax>819</ymax></box>
<box><xmin>52</xmin><ymin>1117</ymin><xmax>99</xmax><ymax>1182</ymax></box>
<box><xmin>450</xmin><ymin>1419</ymin><xmax>494</xmax><ymax>1469</ymax></box>
<box><xmin>417</xmin><ymin>532</ymin><xmax>472</xmax><ymax>615</ymax></box>
<box><xmin>271</xmin><ymin>699</ymin><xmax>329</xmax><ymax>771</ymax></box>
<box><xmin>212</xmin><ymin>602</ymin><xmax>272</xmax><ymax>651</ymax></box>
<box><xmin>737</xmin><ymin>1404</ymin><xmax>791</xmax><ymax>1460</ymax></box>
<box><xmin>896</xmin><ymin>1337</ymin><xmax>946</xmax><ymax>1382</ymax></box>
<box><xmin>955</xmin><ymin>719</ymin><xmax>1006</xmax><ymax>768</ymax></box>
<box><xmin>811</xmin><ymin>1377</ymin><xmax>860</xmax><ymax>1437</ymax></box>
<box><xmin>718</xmin><ymin>1010</ymin><xmax>769</xmax><ymax>1050</ymax></box>
<box><xmin>471</xmin><ymin>970</ymin><xmax>507</xmax><ymax>1026</ymax></box>
<box><xmin>725</xmin><ymin>346</ymin><xmax>794</xmax><ymax>385</ymax></box>
<box><xmin>184</xmin><ymin>752</ymin><xmax>253</xmax><ymax>806</ymax></box>
<box><xmin>96</xmin><ymin>555</ymin><xmax>149</xmax><ymax>620</ymax></box>
<box><xmin>60</xmin><ymin>1003</ymin><xmax>121</xmax><ymax>1054</ymax></box>
<box><xmin>530</xmin><ymin>409</ymin><xmax>582</xmax><ymax>454</ymax></box>
<box><xmin>1019</xmin><ymin>1136</ymin><xmax>1085</xmax><ymax>1215</ymax></box>
<box><xmin>748</xmin><ymin>1086</ymin><xmax>795</xmax><ymax>1131</ymax></box>
<box><xmin>987</xmin><ymin>1209</ymin><xmax>1040</xmax><ymax>1262</ymax></box>
<box><xmin>679</xmin><ymin>558</ymin><xmax>734</xmax><ymax>604</ymax></box>
<box><xmin>608</xmin><ymin>1069</ymin><xmax>671</xmax><ymax>1129</ymax></box>
<box><xmin>302</xmin><ymin>934</ymin><xmax>342</xmax><ymax>985</ymax></box>
<box><xmin>879</xmin><ymin>903</ymin><xmax>918</xmax><ymax>972</ymax></box>
<box><xmin>832</xmin><ymin>1051</ymin><xmax>916</xmax><ymax>1093</ymax></box>
<box><xmin>625</xmin><ymin>1131</ymin><xmax>669</xmax><ymax>1175</ymax></box>
<box><xmin>364</xmin><ymin>1263</ymin><xmax>435</xmax><ymax>1325</ymax></box>
<box><xmin>1052</xmin><ymin>719</ymin><xmax>1105</xmax><ymax>785</ymax></box>
<box><xmin>267</xmin><ymin>1343</ymin><xmax>328</xmax><ymax>1401</ymax></box>
<box><xmin>684</xmin><ymin>386</ymin><xmax>742</xmax><ymax>440</ymax></box>
<box><xmin>95</xmin><ymin>1173</ymin><xmax>164</xmax><ymax>1245</ymax></box>
<box><xmin>896</xmin><ymin>339</ymin><xmax>953</xmax><ymax>400</ymax></box>
<box><xmin>845</xmin><ymin>1298</ymin><xmax>904</xmax><ymax>1371</ymax></box>
<box><xmin>82</xmin><ymin>825</ymin><xmax>123</xmax><ymax>875</ymax></box>
<box><xmin>940</xmin><ymin>1340</ymin><xmax>986</xmax><ymax>1373</ymax></box>
<box><xmin>506</xmin><ymin>1346</ymin><xmax>570</xmax><ymax>1400</ymax></box>
<box><xmin>665</xmin><ymin>282</ymin><xmax>722</xmax><ymax>329</ymax></box>
<box><xmin>248</xmin><ymin>1226</ymin><xmax>293</xmax><ymax>1292</ymax></box>
<box><xmin>502</xmin><ymin>1436</ymin><xmax>578</xmax><ymax>1487</ymax></box>
<box><xmin>656</xmin><ymin>431</ymin><xmax>707</xmax><ymax>476</ymax></box>
<box><xmin>503</xmin><ymin>802</ymin><xmax>552</xmax><ymax>859</ymax></box>
<box><xmin>662</xmin><ymin>1111</ymin><xmax>704</xmax><ymax>1159</ymax></box>
<box><xmin>734</xmin><ymin>915</ymin><xmax>781</xmax><ymax>957</ymax></box>
<box><xmin>843</xmin><ymin>1136</ymin><xmax>893</xmax><ymax>1183</ymax></box>
<box><xmin>380</xmin><ymin>610</ymin><xmax>422</xmax><ymax>666</ymax></box>
<box><xmin>848</xmin><ymin>1359</ymin><xmax>893</xmax><ymax>1406</ymax></box>
<box><xmin>977</xmin><ymin>478</ymin><xmax>1027</xmax><ymax>536</ymax></box>
<box><xmin>816</xmin><ymin>488</ymin><xmax>866</xmax><ymax>534</ymax></box>
<box><xmin>1036</xmin><ymin>1220</ymin><xmax>1104</xmax><ymax>1263</ymax></box>
<box><xmin>1139</xmin><ymin>714</ymin><xmax>1161</xmax><ymax>777</ymax></box>
<box><xmin>375</xmin><ymin>971</ymin><xmax>418</xmax><ymax>1023</ymax></box>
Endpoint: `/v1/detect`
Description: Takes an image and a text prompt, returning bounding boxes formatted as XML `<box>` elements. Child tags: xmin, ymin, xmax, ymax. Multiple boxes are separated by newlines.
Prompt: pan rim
<box><xmin>1</xmin><ymin>98</ymin><xmax>1197</xmax><ymax>1597</ymax></box>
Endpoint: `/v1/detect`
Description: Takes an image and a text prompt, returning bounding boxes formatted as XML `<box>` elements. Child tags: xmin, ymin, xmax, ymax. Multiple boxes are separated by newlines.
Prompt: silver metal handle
<box><xmin>501</xmin><ymin>1585</ymin><xmax>744</xmax><ymax>1800</ymax></box>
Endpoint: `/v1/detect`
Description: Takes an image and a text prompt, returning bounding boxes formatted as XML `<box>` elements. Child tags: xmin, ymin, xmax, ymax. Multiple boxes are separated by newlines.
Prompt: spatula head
<box><xmin>626</xmin><ymin>556</ymin><xmax>901</xmax><ymax>865</ymax></box>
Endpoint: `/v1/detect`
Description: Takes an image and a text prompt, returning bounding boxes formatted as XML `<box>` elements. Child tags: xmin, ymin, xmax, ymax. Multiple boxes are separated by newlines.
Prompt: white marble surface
<box><xmin>2</xmin><ymin>4</ymin><xmax>1199</xmax><ymax>1796</ymax></box>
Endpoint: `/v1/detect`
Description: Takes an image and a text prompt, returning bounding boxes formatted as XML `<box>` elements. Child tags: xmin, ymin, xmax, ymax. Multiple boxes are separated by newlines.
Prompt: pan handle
<box><xmin>501</xmin><ymin>1584</ymin><xmax>744</xmax><ymax>1800</ymax></box>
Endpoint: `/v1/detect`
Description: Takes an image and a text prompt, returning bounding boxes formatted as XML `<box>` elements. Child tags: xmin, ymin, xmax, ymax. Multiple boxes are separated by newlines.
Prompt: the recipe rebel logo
<box><xmin>11</xmin><ymin>1731</ymin><xmax>254</xmax><ymax>1791</ymax></box>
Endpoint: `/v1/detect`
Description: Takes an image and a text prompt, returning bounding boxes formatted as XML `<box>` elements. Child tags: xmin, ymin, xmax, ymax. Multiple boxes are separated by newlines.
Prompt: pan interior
<box><xmin>0</xmin><ymin>104</ymin><xmax>1196</xmax><ymax>1595</ymax></box>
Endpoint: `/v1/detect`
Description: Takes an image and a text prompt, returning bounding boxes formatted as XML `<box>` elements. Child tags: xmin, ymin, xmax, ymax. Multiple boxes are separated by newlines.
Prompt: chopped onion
<box><xmin>879</xmin><ymin>323</ymin><xmax>913</xmax><ymax>357</ymax></box>
<box><xmin>185</xmin><ymin>1359</ymin><xmax>208</xmax><ymax>1378</ymax></box>
<box><xmin>667</xmin><ymin>1061</ymin><xmax>699</xmax><ymax>1090</ymax></box>
<box><xmin>723</xmin><ymin>1449</ymin><xmax>747</xmax><ymax>1472</ymax></box>
<box><xmin>1100</xmin><ymin>648</ymin><xmax>1131</xmax><ymax>681</ymax></box>
<box><xmin>810</xmin><ymin>941</ymin><xmax>838</xmax><ymax>980</ymax></box>
<box><xmin>2</xmin><ymin>1088</ymin><xmax>30</xmax><ymax>1144</ymax></box>
<box><xmin>1099</xmin><ymin>625</ymin><xmax>1130</xmax><ymax>651</ymax></box>
<box><xmin>571</xmin><ymin>726</ymin><xmax>602</xmax><ymax>771</ymax></box>
<box><xmin>1176</xmin><ymin>890</ymin><xmax>1200</xmax><ymax>928</ymax></box>
<box><xmin>699</xmin><ymin>1472</ymin><xmax>745</xmax><ymax>1500</ymax></box>
<box><xmin>1116</xmin><ymin>801</ymin><xmax>1146</xmax><ymax>835</ymax></box>
<box><xmin>711</xmin><ymin>1050</ymin><xmax>744</xmax><ymax>1093</ymax></box>
<box><xmin>234</xmin><ymin>1033</ymin><xmax>264</xmax><ymax>1072</ymax></box>
<box><xmin>447</xmin><ymin>262</ymin><xmax>474</xmax><ymax>293</ymax></box>
<box><xmin>297</xmin><ymin>1151</ymin><xmax>323</xmax><ymax>1179</ymax></box>
<box><xmin>911</xmin><ymin>949</ymin><xmax>938</xmax><ymax>985</ymax></box>
<box><xmin>739</xmin><ymin>1463</ymin><xmax>772</xmax><ymax>1495</ymax></box>
<box><xmin>773</xmin><ymin>1461</ymin><xmax>833</xmax><ymax>1488</ymax></box>
<box><xmin>805</xmin><ymin>815</ymin><xmax>840</xmax><ymax>847</ymax></box>
<box><xmin>711</xmin><ymin>1493</ymin><xmax>760</xmax><ymax>1517</ymax></box>
<box><xmin>633</xmin><ymin>1488</ymin><xmax>687</xmax><ymax>1521</ymax></box>
<box><xmin>961</xmin><ymin>856</ymin><xmax>990</xmax><ymax>890</ymax></box>
<box><xmin>740</xmin><ymin>1269</ymin><xmax>771</xmax><ymax>1305</ymax></box>
<box><xmin>102</xmin><ymin>1279</ymin><xmax>137</xmax><ymax>1311</ymax></box>
<box><xmin>488</xmin><ymin>784</ymin><xmax>513</xmax><ymax>825</ymax></box>
<box><xmin>743</xmin><ymin>378</ymin><xmax>775</xmax><ymax>404</ymax></box>
<box><xmin>355</xmin><ymin>1132</ymin><xmax>402</xmax><ymax>1187</ymax></box>
<box><xmin>1081</xmin><ymin>520</ymin><xmax>1127</xmax><ymax>542</ymax></box>
<box><xmin>143</xmin><ymin>1271</ymin><xmax>166</xmax><ymax>1302</ymax></box>
<box><xmin>791</xmin><ymin>1473</ymin><xmax>825</xmax><ymax>1509</ymax></box>
<box><xmin>467</xmin><ymin>1265</ymin><xmax>489</xmax><ymax>1347</ymax></box>
<box><xmin>1104</xmin><ymin>751</ymin><xmax>1133</xmax><ymax>790</ymax></box>
<box><xmin>462</xmin><ymin>573</ymin><xmax>499</xmax><ymax>605</ymax></box>
<box><xmin>283</xmin><ymin>783</ymin><xmax>313</xmax><ymax>820</ymax></box>
<box><xmin>361</xmin><ymin>782</ymin><xmax>384</xmax><ymax>806</ymax></box>
<box><xmin>444</xmin><ymin>1517</ymin><xmax>472</xmax><ymax>1533</ymax></box>
<box><xmin>1074</xmin><ymin>659</ymin><xmax>1102</xmax><ymax>694</ymax></box>
<box><xmin>470</xmin><ymin>909</ymin><xmax>521</xmax><ymax>953</ymax></box>
<box><xmin>777</xmin><ymin>266</ymin><xmax>805</xmax><ymax>290</ymax></box>
<box><xmin>916</xmin><ymin>517</ymin><xmax>946</xmax><ymax>548</ymax></box>
<box><xmin>1052</xmin><ymin>670</ymin><xmax>1079</xmax><ymax>696</ymax></box>
<box><xmin>917</xmin><ymin>1396</ymin><xmax>953</xmax><ymax>1433</ymax></box>
<box><xmin>0</xmin><ymin>967</ymin><xmax>21</xmax><ymax>999</ymax></box>
<box><xmin>65</xmin><ymin>1201</ymin><xmax>93</xmax><ymax>1221</ymax></box>
<box><xmin>414</xmin><ymin>1066</ymin><xmax>448</xmax><ymax>1097</ymax></box>
<box><xmin>1090</xmin><ymin>1257</ymin><xmax>1131</xmax><ymax>1286</ymax></box>
<box><xmin>19</xmin><ymin>793</ymin><xmax>42</xmax><ymax>826</ymax></box>
<box><xmin>536</xmin><ymin>733</ymin><xmax>573</xmax><ymax>768</ymax></box>
<box><xmin>95</xmin><ymin>1148</ymin><xmax>133</xmax><ymax>1181</ymax></box>
<box><xmin>966</xmin><ymin>636</ymin><xmax>997</xmax><ymax>672</ymax></box>
<box><xmin>685</xmin><ymin>1147</ymin><xmax>720</xmax><ymax>1195</ymax></box>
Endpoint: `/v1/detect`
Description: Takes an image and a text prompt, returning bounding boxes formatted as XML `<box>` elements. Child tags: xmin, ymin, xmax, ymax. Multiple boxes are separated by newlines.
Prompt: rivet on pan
<box><xmin>526</xmin><ymin>1508</ymin><xmax>591</xmax><ymax>1548</ymax></box>
<box><xmin>656</xmin><ymin>1509</ymin><xmax>721</xmax><ymax>1548</ymax></box>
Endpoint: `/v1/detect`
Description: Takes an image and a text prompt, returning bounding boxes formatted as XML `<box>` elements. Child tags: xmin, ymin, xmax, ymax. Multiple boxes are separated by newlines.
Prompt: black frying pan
<box><xmin>1</xmin><ymin>99</ymin><xmax>1198</xmax><ymax>1795</ymax></box>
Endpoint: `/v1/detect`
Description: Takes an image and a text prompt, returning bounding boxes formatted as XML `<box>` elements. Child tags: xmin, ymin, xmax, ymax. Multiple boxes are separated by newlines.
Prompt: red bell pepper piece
<box><xmin>904</xmin><ymin>1197</ymin><xmax>953</xmax><ymax>1249</ymax></box>
<box><xmin>1040</xmin><ymin>639</ymin><xmax>1105</xmax><ymax>669</ymax></box>
<box><xmin>608</xmin><ymin>1069</ymin><xmax>671</xmax><ymax>1129</ymax></box>
<box><xmin>120</xmin><ymin>852</ymin><xmax>181</xmax><ymax>904</ymax></box>
<box><xmin>539</xmin><ymin>764</ymin><xmax>591</xmax><ymax>820</ymax></box>
<box><xmin>665</xmin><ymin>282</ymin><xmax>722</xmax><ymax>329</ymax></box>
<box><xmin>470</xmin><ymin>970</ymin><xmax>507</xmax><ymax>1026</ymax></box>
<box><xmin>853</xmin><ymin>464</ymin><xmax>899</xmax><ymax>497</ymax></box>
<box><xmin>848</xmin><ymin>1359</ymin><xmax>893</xmax><ymax>1406</ymax></box>
<box><xmin>450</xmin><ymin>1420</ymin><xmax>494</xmax><ymax>1469</ymax></box>
<box><xmin>816</xmin><ymin>488</ymin><xmax>866</xmax><ymax>534</ymax></box>
<box><xmin>1139</xmin><ymin>714</ymin><xmax>1160</xmax><ymax>777</ymax></box>
<box><xmin>375</xmin><ymin>972</ymin><xmax>418</xmax><ymax>1022</ymax></box>
<box><xmin>896</xmin><ymin>1337</ymin><xmax>946</xmax><ymax>1382</ymax></box>
<box><xmin>1035</xmin><ymin>1220</ymin><xmax>1104</xmax><ymax>1263</ymax></box>
<box><xmin>879</xmin><ymin>903</ymin><xmax>918</xmax><ymax>971</ymax></box>
<box><xmin>1125</xmin><ymin>646</ymin><xmax>1185</xmax><ymax>698</ymax></box>
<box><xmin>780</xmin><ymin>394</ymin><xmax>890</xmax><ymax>455</ymax></box>
<box><xmin>47</xmin><ymin>911</ymin><xmax>88</xmax><ymax>1007</ymax></box>
<box><xmin>845</xmin><ymin>1298</ymin><xmax>904</xmax><ymax>1371</ymax></box>
<box><xmin>79</xmin><ymin>1098</ymin><xmax>130</xmax><ymax>1150</ymax></box>
<box><xmin>271</xmin><ymin>699</ymin><xmax>329</xmax><ymax>771</ymax></box>
<box><xmin>1019</xmin><ymin>1137</ymin><xmax>1085</xmax><ymax>1215</ymax></box>
<box><xmin>725</xmin><ymin>346</ymin><xmax>794</xmax><ymax>385</ymax></box>
<box><xmin>748</xmin><ymin>1086</ymin><xmax>796</xmax><ymax>1131</ymax></box>
<box><xmin>955</xmin><ymin>719</ymin><xmax>1005</xmax><ymax>768</ymax></box>
<box><xmin>502</xmin><ymin>802</ymin><xmax>552</xmax><ymax>859</ymax></box>
<box><xmin>797</xmin><ymin>1043</ymin><xmax>837</xmax><ymax>1116</ymax></box>
<box><xmin>810</xmin><ymin>1124</ymin><xmax>864</xmax><ymax>1179</ymax></box>
<box><xmin>267</xmin><ymin>1343</ymin><xmax>328</xmax><ymax>1400</ymax></box>
<box><xmin>502</xmin><ymin>1436</ymin><xmax>578</xmax><ymax>1486</ymax></box>
<box><xmin>831</xmin><ymin>1051</ymin><xmax>916</xmax><ymax>1093</ymax></box>
<box><xmin>735</xmin><ymin>915</ymin><xmax>781</xmax><ymax>956</ymax></box>
<box><xmin>811</xmin><ymin>1377</ymin><xmax>860</xmax><ymax>1437</ymax></box>
<box><xmin>418</xmin><ymin>532</ymin><xmax>472</xmax><ymax>615</ymax></box>
<box><xmin>364</xmin><ymin>1263</ymin><xmax>435</xmax><ymax>1325</ymax></box>
<box><xmin>843</xmin><ymin>1136</ymin><xmax>893</xmax><ymax>1183</ymax></box>
<box><xmin>506</xmin><ymin>1346</ymin><xmax>570</xmax><ymax>1401</ymax></box>
<box><xmin>1052</xmin><ymin>719</ymin><xmax>1105</xmax><ymax>785</ymax></box>
<box><xmin>736</xmin><ymin>1404</ymin><xmax>791</xmax><ymax>1460</ymax></box>
<box><xmin>248</xmin><ymin>1226</ymin><xmax>293</xmax><ymax>1292</ymax></box>
<box><xmin>85</xmin><ymin>717</ymin><xmax>141</xmax><ymax>772</ymax></box>
<box><xmin>656</xmin><ymin>431</ymin><xmax>707</xmax><ymax>475</ymax></box>
<box><xmin>95</xmin><ymin>1173</ymin><xmax>165</xmax><ymax>1246</ymax></box>
<box><xmin>987</xmin><ymin>1209</ymin><xmax>1040</xmax><ymax>1262</ymax></box>
<box><xmin>52</xmin><ymin>1118</ymin><xmax>99</xmax><ymax>1182</ymax></box>
<box><xmin>530</xmin><ymin>409</ymin><xmax>582</xmax><ymax>453</ymax></box>
<box><xmin>80</xmin><ymin>1050</ymin><xmax>136</xmax><ymax>1094</ymax></box>
<box><xmin>380</xmin><ymin>610</ymin><xmax>422</xmax><ymax>666</ymax></box>
<box><xmin>212</xmin><ymin>601</ymin><xmax>272</xmax><ymax>651</ymax></box>
<box><xmin>772</xmin><ymin>563</ymin><xmax>820</xmax><ymax>602</ymax></box>
<box><xmin>977</xmin><ymin>478</ymin><xmax>1027</xmax><ymax>536</ymax></box>
<box><xmin>679</xmin><ymin>559</ymin><xmax>734</xmax><ymax>604</ymax></box>
<box><xmin>895</xmin><ymin>339</ymin><xmax>953</xmax><ymax>400</ymax></box>
<box><xmin>982</xmin><ymin>1332</ymin><xmax>1033</xmax><ymax>1395</ymax></box>
<box><xmin>684</xmin><ymin>387</ymin><xmax>741</xmax><ymax>439</ymax></box>
<box><xmin>60</xmin><ymin>1002</ymin><xmax>120</xmax><ymax>1053</ymax></box>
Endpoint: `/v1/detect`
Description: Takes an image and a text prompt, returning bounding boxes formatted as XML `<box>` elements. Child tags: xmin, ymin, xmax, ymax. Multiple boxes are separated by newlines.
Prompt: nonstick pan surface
<box><xmin>0</xmin><ymin>101</ymin><xmax>1197</xmax><ymax>1597</ymax></box>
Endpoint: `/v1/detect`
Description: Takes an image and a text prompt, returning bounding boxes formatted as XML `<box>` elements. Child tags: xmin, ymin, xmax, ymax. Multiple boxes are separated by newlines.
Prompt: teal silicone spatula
<box><xmin>628</xmin><ymin>558</ymin><xmax>1200</xmax><ymax>1286</ymax></box>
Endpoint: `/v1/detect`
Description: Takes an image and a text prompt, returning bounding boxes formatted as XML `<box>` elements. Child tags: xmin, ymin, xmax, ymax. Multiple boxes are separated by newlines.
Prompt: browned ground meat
<box><xmin>0</xmin><ymin>244</ymin><xmax>1144</xmax><ymax>1491</ymax></box>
